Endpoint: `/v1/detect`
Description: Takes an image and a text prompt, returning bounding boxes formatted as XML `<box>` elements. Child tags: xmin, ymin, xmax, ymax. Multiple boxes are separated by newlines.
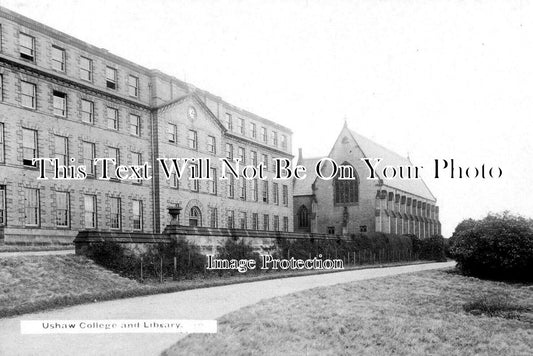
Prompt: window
<box><xmin>283</xmin><ymin>217</ymin><xmax>289</xmax><ymax>232</ymax></box>
<box><xmin>19</xmin><ymin>33</ymin><xmax>35</xmax><ymax>61</ymax></box>
<box><xmin>80</xmin><ymin>57</ymin><xmax>92</xmax><ymax>81</ymax></box>
<box><xmin>252</xmin><ymin>213</ymin><xmax>258</xmax><ymax>230</ymax></box>
<box><xmin>334</xmin><ymin>169</ymin><xmax>358</xmax><ymax>204</ymax></box>
<box><xmin>132</xmin><ymin>152</ymin><xmax>142</xmax><ymax>184</ymax></box>
<box><xmin>22</xmin><ymin>128</ymin><xmax>37</xmax><ymax>167</ymax></box>
<box><xmin>0</xmin><ymin>74</ymin><xmax>3</xmax><ymax>102</ymax></box>
<box><xmin>133</xmin><ymin>200</ymin><xmax>143</xmax><ymax>231</ymax></box>
<box><xmin>81</xmin><ymin>99</ymin><xmax>94</xmax><ymax>123</ymax></box>
<box><xmin>228</xmin><ymin>175</ymin><xmax>235</xmax><ymax>198</ymax></box>
<box><xmin>187</xmin><ymin>206</ymin><xmax>200</xmax><ymax>226</ymax></box>
<box><xmin>82</xmin><ymin>141</ymin><xmax>95</xmax><ymax>175</ymax></box>
<box><xmin>327</xmin><ymin>226</ymin><xmax>335</xmax><ymax>235</ymax></box>
<box><xmin>298</xmin><ymin>206</ymin><xmax>309</xmax><ymax>228</ymax></box>
<box><xmin>0</xmin><ymin>186</ymin><xmax>5</xmax><ymax>225</ymax></box>
<box><xmin>262</xmin><ymin>154</ymin><xmax>268</xmax><ymax>170</ymax></box>
<box><xmin>227</xmin><ymin>210</ymin><xmax>234</xmax><ymax>228</ymax></box>
<box><xmin>263</xmin><ymin>214</ymin><xmax>269</xmax><ymax>231</ymax></box>
<box><xmin>272</xmin><ymin>182</ymin><xmax>279</xmax><ymax>205</ymax></box>
<box><xmin>167</xmin><ymin>123</ymin><xmax>177</xmax><ymax>143</ymax></box>
<box><xmin>262</xmin><ymin>180</ymin><xmax>269</xmax><ymax>203</ymax></box>
<box><xmin>274</xmin><ymin>215</ymin><xmax>280</xmax><ymax>231</ymax></box>
<box><xmin>360</xmin><ymin>225</ymin><xmax>367</xmax><ymax>233</ymax></box>
<box><xmin>0</xmin><ymin>123</ymin><xmax>4</xmax><ymax>164</ymax></box>
<box><xmin>240</xmin><ymin>177</ymin><xmax>246</xmax><ymax>200</ymax></box>
<box><xmin>108</xmin><ymin>147</ymin><xmax>120</xmax><ymax>180</ymax></box>
<box><xmin>51</xmin><ymin>46</ymin><xmax>65</xmax><ymax>71</ymax></box>
<box><xmin>84</xmin><ymin>195</ymin><xmax>97</xmax><ymax>228</ymax></box>
<box><xmin>250</xmin><ymin>122</ymin><xmax>257</xmax><ymax>138</ymax></box>
<box><xmin>209</xmin><ymin>168</ymin><xmax>217</xmax><ymax>195</ymax></box>
<box><xmin>272</xmin><ymin>131</ymin><xmax>278</xmax><ymax>146</ymax></box>
<box><xmin>106</xmin><ymin>66</ymin><xmax>117</xmax><ymax>89</ymax></box>
<box><xmin>209</xmin><ymin>207</ymin><xmax>218</xmax><ymax>228</ymax></box>
<box><xmin>251</xmin><ymin>151</ymin><xmax>257</xmax><ymax>166</ymax></box>
<box><xmin>282</xmin><ymin>185</ymin><xmax>288</xmax><ymax>206</ymax></box>
<box><xmin>239</xmin><ymin>212</ymin><xmax>247</xmax><ymax>229</ymax></box>
<box><xmin>225</xmin><ymin>113</ymin><xmax>232</xmax><ymax>130</ymax></box>
<box><xmin>24</xmin><ymin>188</ymin><xmax>39</xmax><ymax>226</ymax></box>
<box><xmin>237</xmin><ymin>118</ymin><xmax>244</xmax><ymax>134</ymax></box>
<box><xmin>238</xmin><ymin>147</ymin><xmax>245</xmax><ymax>163</ymax></box>
<box><xmin>207</xmin><ymin>136</ymin><xmax>216</xmax><ymax>153</ymax></box>
<box><xmin>225</xmin><ymin>143</ymin><xmax>233</xmax><ymax>160</ymax></box>
<box><xmin>171</xmin><ymin>172</ymin><xmax>179</xmax><ymax>189</ymax></box>
<box><xmin>130</xmin><ymin>114</ymin><xmax>141</xmax><ymax>136</ymax></box>
<box><xmin>107</xmin><ymin>107</ymin><xmax>118</xmax><ymax>130</ymax></box>
<box><xmin>110</xmin><ymin>197</ymin><xmax>121</xmax><ymax>229</ymax></box>
<box><xmin>251</xmin><ymin>179</ymin><xmax>258</xmax><ymax>201</ymax></box>
<box><xmin>54</xmin><ymin>135</ymin><xmax>68</xmax><ymax>166</ymax></box>
<box><xmin>261</xmin><ymin>127</ymin><xmax>267</xmax><ymax>142</ymax></box>
<box><xmin>191</xmin><ymin>164</ymin><xmax>199</xmax><ymax>192</ymax></box>
<box><xmin>55</xmin><ymin>191</ymin><xmax>69</xmax><ymax>227</ymax></box>
<box><xmin>188</xmin><ymin>130</ymin><xmax>197</xmax><ymax>150</ymax></box>
<box><xmin>128</xmin><ymin>75</ymin><xmax>139</xmax><ymax>97</ymax></box>
<box><xmin>53</xmin><ymin>91</ymin><xmax>67</xmax><ymax>117</ymax></box>
<box><xmin>281</xmin><ymin>135</ymin><xmax>287</xmax><ymax>150</ymax></box>
<box><xmin>21</xmin><ymin>81</ymin><xmax>36</xmax><ymax>109</ymax></box>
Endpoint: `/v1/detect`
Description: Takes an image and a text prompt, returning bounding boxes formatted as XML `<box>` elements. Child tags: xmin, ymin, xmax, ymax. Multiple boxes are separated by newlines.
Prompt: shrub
<box><xmin>418</xmin><ymin>235</ymin><xmax>447</xmax><ymax>262</ymax></box>
<box><xmin>216</xmin><ymin>237</ymin><xmax>262</xmax><ymax>274</ymax></box>
<box><xmin>451</xmin><ymin>212</ymin><xmax>533</xmax><ymax>281</ymax></box>
<box><xmin>148</xmin><ymin>237</ymin><xmax>207</xmax><ymax>279</ymax></box>
<box><xmin>87</xmin><ymin>238</ymin><xmax>207</xmax><ymax>280</ymax></box>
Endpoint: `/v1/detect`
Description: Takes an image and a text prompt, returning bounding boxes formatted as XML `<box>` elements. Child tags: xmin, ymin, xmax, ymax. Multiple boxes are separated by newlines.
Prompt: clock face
<box><xmin>188</xmin><ymin>106</ymin><xmax>197</xmax><ymax>119</ymax></box>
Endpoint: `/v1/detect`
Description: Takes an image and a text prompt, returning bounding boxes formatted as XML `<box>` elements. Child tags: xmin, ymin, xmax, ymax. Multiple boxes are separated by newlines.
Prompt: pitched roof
<box><xmin>348</xmin><ymin>129</ymin><xmax>436</xmax><ymax>201</ymax></box>
<box><xmin>293</xmin><ymin>157</ymin><xmax>321</xmax><ymax>196</ymax></box>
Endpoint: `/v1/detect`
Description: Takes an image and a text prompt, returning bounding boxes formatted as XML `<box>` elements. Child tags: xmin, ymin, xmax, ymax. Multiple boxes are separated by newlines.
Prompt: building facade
<box><xmin>0</xmin><ymin>7</ymin><xmax>293</xmax><ymax>243</ymax></box>
<box><xmin>293</xmin><ymin>124</ymin><xmax>441</xmax><ymax>238</ymax></box>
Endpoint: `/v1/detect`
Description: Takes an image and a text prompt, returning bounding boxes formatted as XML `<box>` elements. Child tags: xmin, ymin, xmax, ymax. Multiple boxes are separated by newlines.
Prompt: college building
<box><xmin>293</xmin><ymin>124</ymin><xmax>441</xmax><ymax>238</ymax></box>
<box><xmin>0</xmin><ymin>7</ymin><xmax>293</xmax><ymax>244</ymax></box>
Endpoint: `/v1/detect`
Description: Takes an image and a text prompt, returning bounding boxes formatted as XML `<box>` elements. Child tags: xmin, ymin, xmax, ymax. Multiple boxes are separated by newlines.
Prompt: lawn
<box><xmin>0</xmin><ymin>255</ymin><xmax>430</xmax><ymax>318</ymax></box>
<box><xmin>0</xmin><ymin>244</ymin><xmax>73</xmax><ymax>252</ymax></box>
<box><xmin>0</xmin><ymin>254</ymin><xmax>142</xmax><ymax>317</ymax></box>
<box><xmin>164</xmin><ymin>269</ymin><xmax>533</xmax><ymax>356</ymax></box>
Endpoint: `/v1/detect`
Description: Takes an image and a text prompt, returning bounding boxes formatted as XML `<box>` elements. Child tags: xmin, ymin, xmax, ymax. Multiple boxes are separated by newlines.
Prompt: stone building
<box><xmin>293</xmin><ymin>124</ymin><xmax>441</xmax><ymax>238</ymax></box>
<box><xmin>0</xmin><ymin>7</ymin><xmax>293</xmax><ymax>243</ymax></box>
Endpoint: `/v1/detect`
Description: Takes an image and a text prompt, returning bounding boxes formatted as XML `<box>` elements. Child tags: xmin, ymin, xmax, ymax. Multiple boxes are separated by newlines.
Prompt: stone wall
<box><xmin>74</xmin><ymin>226</ymin><xmax>340</xmax><ymax>257</ymax></box>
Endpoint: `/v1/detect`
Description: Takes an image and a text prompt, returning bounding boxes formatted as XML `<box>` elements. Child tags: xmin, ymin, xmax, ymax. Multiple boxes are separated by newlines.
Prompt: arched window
<box><xmin>189</xmin><ymin>206</ymin><xmax>201</xmax><ymax>227</ymax></box>
<box><xmin>334</xmin><ymin>165</ymin><xmax>358</xmax><ymax>204</ymax></box>
<box><xmin>298</xmin><ymin>205</ymin><xmax>309</xmax><ymax>228</ymax></box>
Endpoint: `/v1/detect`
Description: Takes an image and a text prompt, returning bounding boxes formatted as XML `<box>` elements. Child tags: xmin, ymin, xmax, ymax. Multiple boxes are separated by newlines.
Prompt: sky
<box><xmin>1</xmin><ymin>0</ymin><xmax>532</xmax><ymax>237</ymax></box>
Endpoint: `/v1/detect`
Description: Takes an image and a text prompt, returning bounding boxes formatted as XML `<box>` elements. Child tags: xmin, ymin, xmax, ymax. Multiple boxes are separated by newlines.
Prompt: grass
<box><xmin>164</xmin><ymin>269</ymin><xmax>533</xmax><ymax>356</ymax></box>
<box><xmin>0</xmin><ymin>255</ymin><xmax>432</xmax><ymax>318</ymax></box>
<box><xmin>0</xmin><ymin>244</ymin><xmax>73</xmax><ymax>252</ymax></box>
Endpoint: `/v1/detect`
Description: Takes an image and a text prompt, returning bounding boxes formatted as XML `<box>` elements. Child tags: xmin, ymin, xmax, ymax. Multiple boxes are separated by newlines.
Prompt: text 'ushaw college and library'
<box><xmin>0</xmin><ymin>7</ymin><xmax>441</xmax><ymax>248</ymax></box>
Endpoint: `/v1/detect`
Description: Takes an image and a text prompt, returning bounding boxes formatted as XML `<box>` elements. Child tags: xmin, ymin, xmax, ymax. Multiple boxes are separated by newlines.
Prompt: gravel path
<box><xmin>0</xmin><ymin>261</ymin><xmax>454</xmax><ymax>356</ymax></box>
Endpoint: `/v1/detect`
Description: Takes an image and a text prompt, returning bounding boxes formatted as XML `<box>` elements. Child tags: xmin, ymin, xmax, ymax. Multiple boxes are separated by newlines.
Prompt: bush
<box><xmin>216</xmin><ymin>238</ymin><xmax>262</xmax><ymax>274</ymax></box>
<box><xmin>451</xmin><ymin>212</ymin><xmax>533</xmax><ymax>281</ymax></box>
<box><xmin>418</xmin><ymin>235</ymin><xmax>447</xmax><ymax>262</ymax></box>
<box><xmin>88</xmin><ymin>237</ymin><xmax>207</xmax><ymax>280</ymax></box>
<box><xmin>148</xmin><ymin>237</ymin><xmax>207</xmax><ymax>279</ymax></box>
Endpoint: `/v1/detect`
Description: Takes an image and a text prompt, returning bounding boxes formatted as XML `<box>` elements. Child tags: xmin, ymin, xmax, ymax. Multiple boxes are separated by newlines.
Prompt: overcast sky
<box><xmin>2</xmin><ymin>0</ymin><xmax>532</xmax><ymax>237</ymax></box>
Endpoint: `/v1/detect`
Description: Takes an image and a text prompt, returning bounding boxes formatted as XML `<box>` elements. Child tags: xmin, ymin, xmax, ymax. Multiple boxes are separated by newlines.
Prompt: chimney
<box><xmin>298</xmin><ymin>148</ymin><xmax>303</xmax><ymax>163</ymax></box>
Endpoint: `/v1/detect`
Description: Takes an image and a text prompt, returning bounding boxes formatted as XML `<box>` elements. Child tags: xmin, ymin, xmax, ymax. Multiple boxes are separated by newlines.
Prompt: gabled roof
<box><xmin>347</xmin><ymin>129</ymin><xmax>436</xmax><ymax>201</ymax></box>
<box><xmin>155</xmin><ymin>92</ymin><xmax>227</xmax><ymax>132</ymax></box>
<box><xmin>293</xmin><ymin>157</ymin><xmax>321</xmax><ymax>196</ymax></box>
<box><xmin>293</xmin><ymin>126</ymin><xmax>437</xmax><ymax>202</ymax></box>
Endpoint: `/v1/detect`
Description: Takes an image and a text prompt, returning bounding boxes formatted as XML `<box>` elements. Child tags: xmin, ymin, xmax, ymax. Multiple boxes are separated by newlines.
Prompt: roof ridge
<box><xmin>349</xmin><ymin>129</ymin><xmax>409</xmax><ymax>161</ymax></box>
